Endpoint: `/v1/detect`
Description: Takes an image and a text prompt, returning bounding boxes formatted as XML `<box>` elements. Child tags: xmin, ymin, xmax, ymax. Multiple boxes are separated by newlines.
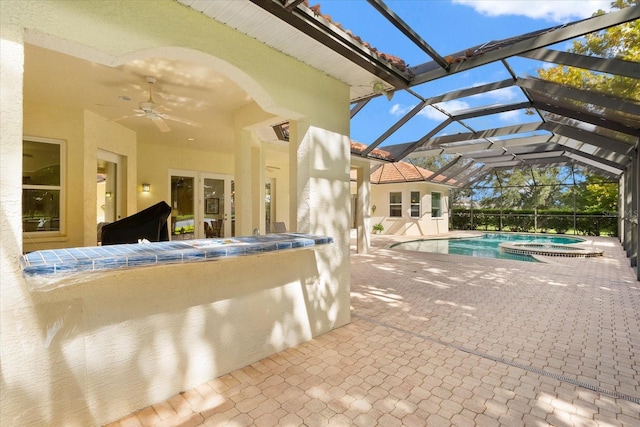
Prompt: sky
<box><xmin>313</xmin><ymin>0</ymin><xmax>614</xmax><ymax>148</ymax></box>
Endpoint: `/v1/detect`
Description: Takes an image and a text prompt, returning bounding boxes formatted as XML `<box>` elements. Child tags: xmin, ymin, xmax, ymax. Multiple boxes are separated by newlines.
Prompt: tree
<box><xmin>537</xmin><ymin>0</ymin><xmax>640</xmax><ymax>101</ymax></box>
<box><xmin>574</xmin><ymin>175</ymin><xmax>619</xmax><ymax>211</ymax></box>
<box><xmin>475</xmin><ymin>167</ymin><xmax>570</xmax><ymax>209</ymax></box>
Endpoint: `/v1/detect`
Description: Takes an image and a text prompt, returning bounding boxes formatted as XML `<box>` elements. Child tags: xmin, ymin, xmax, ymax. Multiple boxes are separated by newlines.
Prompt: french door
<box><xmin>170</xmin><ymin>170</ymin><xmax>234</xmax><ymax>240</ymax></box>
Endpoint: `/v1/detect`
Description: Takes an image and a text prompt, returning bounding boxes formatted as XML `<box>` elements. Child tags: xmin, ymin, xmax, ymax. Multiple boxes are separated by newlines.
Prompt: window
<box><xmin>23</xmin><ymin>137</ymin><xmax>64</xmax><ymax>233</ymax></box>
<box><xmin>410</xmin><ymin>191</ymin><xmax>421</xmax><ymax>218</ymax></box>
<box><xmin>431</xmin><ymin>192</ymin><xmax>442</xmax><ymax>218</ymax></box>
<box><xmin>389</xmin><ymin>192</ymin><xmax>402</xmax><ymax>217</ymax></box>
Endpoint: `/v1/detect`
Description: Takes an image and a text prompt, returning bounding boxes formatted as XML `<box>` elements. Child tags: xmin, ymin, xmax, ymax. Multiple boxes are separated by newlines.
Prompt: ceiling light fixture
<box><xmin>372</xmin><ymin>81</ymin><xmax>394</xmax><ymax>101</ymax></box>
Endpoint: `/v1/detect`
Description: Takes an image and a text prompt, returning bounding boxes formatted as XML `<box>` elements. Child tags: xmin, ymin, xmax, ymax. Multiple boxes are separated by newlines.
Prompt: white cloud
<box><xmin>499</xmin><ymin>110</ymin><xmax>521</xmax><ymax>121</ymax></box>
<box><xmin>419</xmin><ymin>106</ymin><xmax>448</xmax><ymax>120</ymax></box>
<box><xmin>389</xmin><ymin>103</ymin><xmax>413</xmax><ymax>116</ymax></box>
<box><xmin>452</xmin><ymin>0</ymin><xmax>611</xmax><ymax>23</ymax></box>
<box><xmin>471</xmin><ymin>86</ymin><xmax>520</xmax><ymax>103</ymax></box>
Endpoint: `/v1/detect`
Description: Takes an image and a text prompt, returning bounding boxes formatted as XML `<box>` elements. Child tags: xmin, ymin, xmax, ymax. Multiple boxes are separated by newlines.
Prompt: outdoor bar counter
<box><xmin>18</xmin><ymin>233</ymin><xmax>346</xmax><ymax>424</ymax></box>
<box><xmin>22</xmin><ymin>233</ymin><xmax>334</xmax><ymax>291</ymax></box>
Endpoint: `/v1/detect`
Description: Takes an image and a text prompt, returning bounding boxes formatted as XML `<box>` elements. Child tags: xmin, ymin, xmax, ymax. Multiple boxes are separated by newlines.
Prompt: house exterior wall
<box><xmin>370</xmin><ymin>182</ymin><xmax>450</xmax><ymax>236</ymax></box>
<box><xmin>1</xmin><ymin>1</ymin><xmax>350</xmax><ymax>425</ymax></box>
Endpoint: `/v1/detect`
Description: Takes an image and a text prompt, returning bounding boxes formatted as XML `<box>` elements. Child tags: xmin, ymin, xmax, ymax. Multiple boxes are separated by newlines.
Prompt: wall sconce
<box><xmin>142</xmin><ymin>183</ymin><xmax>150</xmax><ymax>193</ymax></box>
<box><xmin>105</xmin><ymin>191</ymin><xmax>112</xmax><ymax>198</ymax></box>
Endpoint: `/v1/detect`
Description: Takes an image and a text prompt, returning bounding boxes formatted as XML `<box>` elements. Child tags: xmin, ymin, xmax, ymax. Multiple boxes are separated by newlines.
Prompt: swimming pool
<box><xmin>391</xmin><ymin>233</ymin><xmax>585</xmax><ymax>262</ymax></box>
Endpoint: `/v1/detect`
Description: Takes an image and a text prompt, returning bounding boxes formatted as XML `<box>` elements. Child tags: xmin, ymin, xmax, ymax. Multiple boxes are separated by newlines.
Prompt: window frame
<box><xmin>410</xmin><ymin>191</ymin><xmax>421</xmax><ymax>218</ymax></box>
<box><xmin>431</xmin><ymin>191</ymin><xmax>442</xmax><ymax>218</ymax></box>
<box><xmin>22</xmin><ymin>136</ymin><xmax>66</xmax><ymax>237</ymax></box>
<box><xmin>389</xmin><ymin>191</ymin><xmax>402</xmax><ymax>217</ymax></box>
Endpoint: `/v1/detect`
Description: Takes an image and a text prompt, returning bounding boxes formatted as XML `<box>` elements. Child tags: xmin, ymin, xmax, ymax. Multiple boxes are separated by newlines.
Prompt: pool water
<box><xmin>392</xmin><ymin>233</ymin><xmax>584</xmax><ymax>263</ymax></box>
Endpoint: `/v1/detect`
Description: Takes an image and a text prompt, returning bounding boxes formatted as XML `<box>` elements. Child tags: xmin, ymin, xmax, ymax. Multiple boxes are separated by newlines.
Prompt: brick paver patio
<box><xmin>109</xmin><ymin>233</ymin><xmax>639</xmax><ymax>426</ymax></box>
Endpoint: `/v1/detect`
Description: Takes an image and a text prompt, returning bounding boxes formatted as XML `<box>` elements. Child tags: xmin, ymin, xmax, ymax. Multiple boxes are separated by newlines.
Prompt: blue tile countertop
<box><xmin>21</xmin><ymin>233</ymin><xmax>333</xmax><ymax>291</ymax></box>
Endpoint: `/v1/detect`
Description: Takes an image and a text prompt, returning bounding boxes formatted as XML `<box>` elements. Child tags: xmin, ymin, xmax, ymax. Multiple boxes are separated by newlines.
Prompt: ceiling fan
<box><xmin>114</xmin><ymin>76</ymin><xmax>201</xmax><ymax>133</ymax></box>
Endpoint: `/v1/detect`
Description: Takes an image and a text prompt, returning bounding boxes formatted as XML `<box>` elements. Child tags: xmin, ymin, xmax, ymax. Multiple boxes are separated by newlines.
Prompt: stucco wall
<box><xmin>6</xmin><ymin>248</ymin><xmax>340</xmax><ymax>425</ymax></box>
<box><xmin>370</xmin><ymin>182</ymin><xmax>450</xmax><ymax>236</ymax></box>
<box><xmin>1</xmin><ymin>1</ymin><xmax>351</xmax><ymax>425</ymax></box>
<box><xmin>22</xmin><ymin>103</ymin><xmax>138</xmax><ymax>252</ymax></box>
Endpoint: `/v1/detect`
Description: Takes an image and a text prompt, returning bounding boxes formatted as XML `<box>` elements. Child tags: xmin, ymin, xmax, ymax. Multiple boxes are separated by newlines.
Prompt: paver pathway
<box><xmin>110</xmin><ymin>234</ymin><xmax>640</xmax><ymax>426</ymax></box>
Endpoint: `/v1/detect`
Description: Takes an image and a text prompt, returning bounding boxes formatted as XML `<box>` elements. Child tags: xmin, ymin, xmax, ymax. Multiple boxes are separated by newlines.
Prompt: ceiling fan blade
<box><xmin>111</xmin><ymin>112</ymin><xmax>144</xmax><ymax>122</ymax></box>
<box><xmin>162</xmin><ymin>114</ymin><xmax>202</xmax><ymax>128</ymax></box>
<box><xmin>151</xmin><ymin>116</ymin><xmax>171</xmax><ymax>133</ymax></box>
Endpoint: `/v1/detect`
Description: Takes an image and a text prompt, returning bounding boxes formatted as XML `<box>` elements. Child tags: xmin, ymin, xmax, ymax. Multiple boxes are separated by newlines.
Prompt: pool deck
<box><xmin>109</xmin><ymin>232</ymin><xmax>639</xmax><ymax>426</ymax></box>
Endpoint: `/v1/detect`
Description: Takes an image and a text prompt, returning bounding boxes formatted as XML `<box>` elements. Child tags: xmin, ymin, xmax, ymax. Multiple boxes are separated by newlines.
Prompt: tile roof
<box><xmin>370</xmin><ymin>161</ymin><xmax>450</xmax><ymax>184</ymax></box>
<box><xmin>350</xmin><ymin>141</ymin><xmax>393</xmax><ymax>161</ymax></box>
<box><xmin>306</xmin><ymin>2</ymin><xmax>408</xmax><ymax>74</ymax></box>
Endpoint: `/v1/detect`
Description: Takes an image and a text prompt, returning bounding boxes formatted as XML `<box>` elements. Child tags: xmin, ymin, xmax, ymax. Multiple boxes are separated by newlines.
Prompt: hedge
<box><xmin>451</xmin><ymin>209</ymin><xmax>618</xmax><ymax>236</ymax></box>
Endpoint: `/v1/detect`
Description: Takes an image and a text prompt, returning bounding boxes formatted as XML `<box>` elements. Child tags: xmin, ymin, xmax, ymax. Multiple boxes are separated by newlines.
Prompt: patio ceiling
<box><xmin>179</xmin><ymin>0</ymin><xmax>640</xmax><ymax>188</ymax></box>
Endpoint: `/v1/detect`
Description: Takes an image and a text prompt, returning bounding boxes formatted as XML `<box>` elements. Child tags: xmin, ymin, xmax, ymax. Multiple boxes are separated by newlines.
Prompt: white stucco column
<box><xmin>0</xmin><ymin>23</ymin><xmax>26</xmax><ymax>310</ymax></box>
<box><xmin>235</xmin><ymin>129</ymin><xmax>253</xmax><ymax>236</ymax></box>
<box><xmin>355</xmin><ymin>163</ymin><xmax>371</xmax><ymax>254</ymax></box>
<box><xmin>288</xmin><ymin>120</ymin><xmax>351</xmax><ymax>329</ymax></box>
<box><xmin>251</xmin><ymin>144</ymin><xmax>266</xmax><ymax>234</ymax></box>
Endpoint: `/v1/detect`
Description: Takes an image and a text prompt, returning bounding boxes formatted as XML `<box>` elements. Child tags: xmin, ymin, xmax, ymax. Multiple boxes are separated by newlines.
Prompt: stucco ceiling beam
<box><xmin>249</xmin><ymin>0</ymin><xmax>411</xmax><ymax>88</ymax></box>
<box><xmin>519</xmin><ymin>48</ymin><xmax>640</xmax><ymax>79</ymax></box>
<box><xmin>408</xmin><ymin>6</ymin><xmax>640</xmax><ymax>86</ymax></box>
<box><xmin>366</xmin><ymin>0</ymin><xmax>450</xmax><ymax>70</ymax></box>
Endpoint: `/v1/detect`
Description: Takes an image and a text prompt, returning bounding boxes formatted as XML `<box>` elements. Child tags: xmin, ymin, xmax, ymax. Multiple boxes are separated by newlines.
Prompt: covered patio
<box><xmin>111</xmin><ymin>233</ymin><xmax>639</xmax><ymax>426</ymax></box>
<box><xmin>2</xmin><ymin>1</ymin><xmax>638</xmax><ymax>425</ymax></box>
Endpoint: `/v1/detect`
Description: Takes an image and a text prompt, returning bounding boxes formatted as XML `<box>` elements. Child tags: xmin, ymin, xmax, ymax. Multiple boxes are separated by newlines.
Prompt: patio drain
<box><xmin>353</xmin><ymin>314</ymin><xmax>640</xmax><ymax>405</ymax></box>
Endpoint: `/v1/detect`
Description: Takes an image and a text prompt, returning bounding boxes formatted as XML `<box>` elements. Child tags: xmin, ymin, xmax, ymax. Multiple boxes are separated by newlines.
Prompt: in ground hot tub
<box><xmin>498</xmin><ymin>241</ymin><xmax>603</xmax><ymax>258</ymax></box>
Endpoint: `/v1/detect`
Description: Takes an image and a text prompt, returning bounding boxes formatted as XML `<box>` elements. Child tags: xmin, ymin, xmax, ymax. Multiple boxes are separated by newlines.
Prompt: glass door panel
<box><xmin>201</xmin><ymin>173</ymin><xmax>234</xmax><ymax>238</ymax></box>
<box><xmin>97</xmin><ymin>159</ymin><xmax>117</xmax><ymax>224</ymax></box>
<box><xmin>170</xmin><ymin>175</ymin><xmax>195</xmax><ymax>240</ymax></box>
<box><xmin>203</xmin><ymin>177</ymin><xmax>224</xmax><ymax>238</ymax></box>
<box><xmin>97</xmin><ymin>150</ymin><xmax>123</xmax><ymax>243</ymax></box>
